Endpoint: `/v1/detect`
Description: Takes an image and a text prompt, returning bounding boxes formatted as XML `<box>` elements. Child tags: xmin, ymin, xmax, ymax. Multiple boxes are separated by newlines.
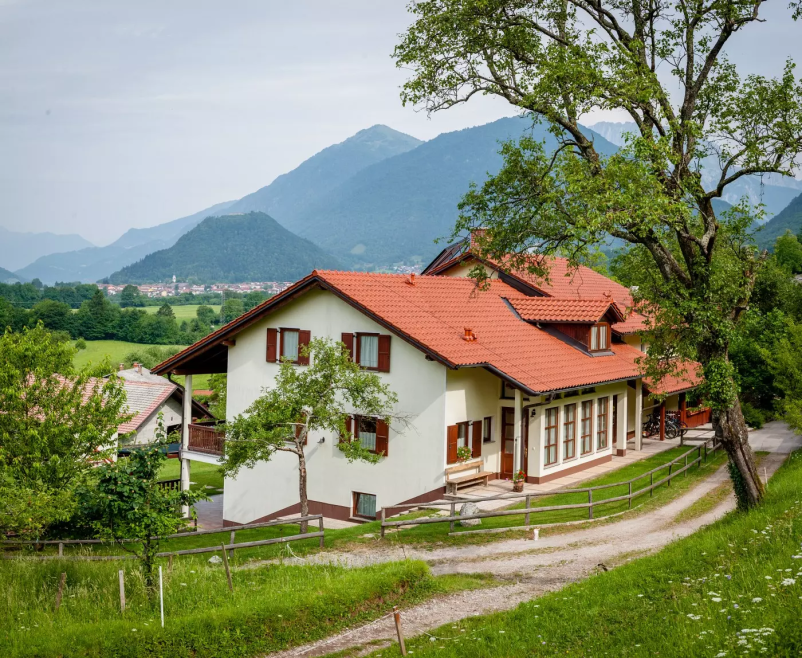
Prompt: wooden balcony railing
<box><xmin>187</xmin><ymin>423</ymin><xmax>225</xmax><ymax>456</ymax></box>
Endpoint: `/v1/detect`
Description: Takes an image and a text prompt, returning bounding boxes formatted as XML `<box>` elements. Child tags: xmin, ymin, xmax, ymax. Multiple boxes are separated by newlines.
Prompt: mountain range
<box><xmin>108</xmin><ymin>212</ymin><xmax>339</xmax><ymax>284</ymax></box>
<box><xmin>755</xmin><ymin>192</ymin><xmax>802</xmax><ymax>249</ymax></box>
<box><xmin>0</xmin><ymin>226</ymin><xmax>94</xmax><ymax>273</ymax></box>
<box><xmin>0</xmin><ymin>266</ymin><xmax>23</xmax><ymax>284</ymax></box>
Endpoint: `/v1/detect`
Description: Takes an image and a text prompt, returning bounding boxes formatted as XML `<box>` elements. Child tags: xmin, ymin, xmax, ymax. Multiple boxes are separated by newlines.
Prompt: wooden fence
<box><xmin>380</xmin><ymin>437</ymin><xmax>721</xmax><ymax>537</ymax></box>
<box><xmin>187</xmin><ymin>423</ymin><xmax>225</xmax><ymax>455</ymax></box>
<box><xmin>1</xmin><ymin>515</ymin><xmax>325</xmax><ymax>561</ymax></box>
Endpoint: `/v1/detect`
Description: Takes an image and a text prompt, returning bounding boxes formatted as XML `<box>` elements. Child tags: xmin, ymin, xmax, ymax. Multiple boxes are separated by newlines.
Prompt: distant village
<box><xmin>97</xmin><ymin>279</ymin><xmax>295</xmax><ymax>298</ymax></box>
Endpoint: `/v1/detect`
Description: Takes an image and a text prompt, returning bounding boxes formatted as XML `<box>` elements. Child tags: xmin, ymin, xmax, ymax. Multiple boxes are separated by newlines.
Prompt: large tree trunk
<box><xmin>298</xmin><ymin>450</ymin><xmax>309</xmax><ymax>533</ymax></box>
<box><xmin>714</xmin><ymin>396</ymin><xmax>764</xmax><ymax>509</ymax></box>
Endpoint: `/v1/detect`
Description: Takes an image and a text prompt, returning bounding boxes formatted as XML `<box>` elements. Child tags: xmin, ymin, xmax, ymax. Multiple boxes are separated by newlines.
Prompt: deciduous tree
<box><xmin>395</xmin><ymin>0</ymin><xmax>802</xmax><ymax>508</ymax></box>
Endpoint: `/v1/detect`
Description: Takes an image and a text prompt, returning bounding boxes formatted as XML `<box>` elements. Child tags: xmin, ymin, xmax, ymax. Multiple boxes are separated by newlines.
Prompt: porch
<box><xmin>182</xmin><ymin>422</ymin><xmax>225</xmax><ymax>461</ymax></box>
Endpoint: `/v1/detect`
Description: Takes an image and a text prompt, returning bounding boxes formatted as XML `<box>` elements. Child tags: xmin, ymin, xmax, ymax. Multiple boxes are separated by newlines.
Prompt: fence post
<box><xmin>221</xmin><ymin>544</ymin><xmax>233</xmax><ymax>593</ymax></box>
<box><xmin>650</xmin><ymin>472</ymin><xmax>654</xmax><ymax>497</ymax></box>
<box><xmin>55</xmin><ymin>572</ymin><xmax>66</xmax><ymax>611</ymax></box>
<box><xmin>588</xmin><ymin>489</ymin><xmax>593</xmax><ymax>519</ymax></box>
<box><xmin>168</xmin><ymin>553</ymin><xmax>174</xmax><ymax>572</ymax></box>
<box><xmin>119</xmin><ymin>570</ymin><xmax>126</xmax><ymax>613</ymax></box>
<box><xmin>159</xmin><ymin>566</ymin><xmax>165</xmax><ymax>628</ymax></box>
<box><xmin>668</xmin><ymin>463</ymin><xmax>672</xmax><ymax>486</ymax></box>
<box><xmin>229</xmin><ymin>530</ymin><xmax>236</xmax><ymax>546</ymax></box>
<box><xmin>393</xmin><ymin>606</ymin><xmax>408</xmax><ymax>656</ymax></box>
<box><xmin>449</xmin><ymin>502</ymin><xmax>455</xmax><ymax>533</ymax></box>
<box><xmin>318</xmin><ymin>516</ymin><xmax>325</xmax><ymax>549</ymax></box>
<box><xmin>58</xmin><ymin>542</ymin><xmax>63</xmax><ymax>557</ymax></box>
<box><xmin>524</xmin><ymin>495</ymin><xmax>531</xmax><ymax>527</ymax></box>
<box><xmin>380</xmin><ymin>508</ymin><xmax>386</xmax><ymax>539</ymax></box>
<box><xmin>628</xmin><ymin>482</ymin><xmax>632</xmax><ymax>509</ymax></box>
<box><xmin>684</xmin><ymin>454</ymin><xmax>688</xmax><ymax>476</ymax></box>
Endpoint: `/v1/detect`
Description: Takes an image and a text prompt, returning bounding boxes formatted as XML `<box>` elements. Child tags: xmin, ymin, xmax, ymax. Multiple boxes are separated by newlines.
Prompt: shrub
<box><xmin>74</xmin><ymin>339</ymin><xmax>87</xmax><ymax>350</ymax></box>
<box><xmin>740</xmin><ymin>401</ymin><xmax>766</xmax><ymax>429</ymax></box>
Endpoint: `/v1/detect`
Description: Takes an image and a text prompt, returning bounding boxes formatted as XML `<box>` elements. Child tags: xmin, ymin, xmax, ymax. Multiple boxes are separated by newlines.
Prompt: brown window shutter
<box><xmin>341</xmin><ymin>333</ymin><xmax>354</xmax><ymax>360</ymax></box>
<box><xmin>266</xmin><ymin>328</ymin><xmax>278</xmax><ymax>362</ymax></box>
<box><xmin>343</xmin><ymin>415</ymin><xmax>352</xmax><ymax>443</ymax></box>
<box><xmin>297</xmin><ymin>329</ymin><xmax>311</xmax><ymax>365</ymax></box>
<box><xmin>377</xmin><ymin>335</ymin><xmax>391</xmax><ymax>372</ymax></box>
<box><xmin>447</xmin><ymin>424</ymin><xmax>458</xmax><ymax>464</ymax></box>
<box><xmin>376</xmin><ymin>419</ymin><xmax>389</xmax><ymax>457</ymax></box>
<box><xmin>471</xmin><ymin>420</ymin><xmax>482</xmax><ymax>458</ymax></box>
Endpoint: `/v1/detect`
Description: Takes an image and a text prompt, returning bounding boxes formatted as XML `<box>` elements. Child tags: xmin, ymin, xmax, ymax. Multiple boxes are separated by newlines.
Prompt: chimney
<box><xmin>463</xmin><ymin>327</ymin><xmax>477</xmax><ymax>342</ymax></box>
<box><xmin>137</xmin><ymin>363</ymin><xmax>143</xmax><ymax>375</ymax></box>
<box><xmin>406</xmin><ymin>273</ymin><xmax>416</xmax><ymax>286</ymax></box>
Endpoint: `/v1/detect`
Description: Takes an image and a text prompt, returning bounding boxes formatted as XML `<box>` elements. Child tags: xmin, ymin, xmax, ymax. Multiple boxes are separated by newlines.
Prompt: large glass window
<box><xmin>483</xmin><ymin>416</ymin><xmax>493</xmax><ymax>443</ymax></box>
<box><xmin>353</xmin><ymin>492</ymin><xmax>377</xmax><ymax>519</ymax></box>
<box><xmin>358</xmin><ymin>334</ymin><xmax>379</xmax><ymax>369</ymax></box>
<box><xmin>358</xmin><ymin>417</ymin><xmax>377</xmax><ymax>451</ymax></box>
<box><xmin>281</xmin><ymin>329</ymin><xmax>299</xmax><ymax>361</ymax></box>
<box><xmin>563</xmin><ymin>403</ymin><xmax>576</xmax><ymax>460</ymax></box>
<box><xmin>597</xmin><ymin>397</ymin><xmax>609</xmax><ymax>449</ymax></box>
<box><xmin>545</xmin><ymin>407</ymin><xmax>558</xmax><ymax>466</ymax></box>
<box><xmin>581</xmin><ymin>400</ymin><xmax>593</xmax><ymax>454</ymax></box>
<box><xmin>457</xmin><ymin>422</ymin><xmax>469</xmax><ymax>449</ymax></box>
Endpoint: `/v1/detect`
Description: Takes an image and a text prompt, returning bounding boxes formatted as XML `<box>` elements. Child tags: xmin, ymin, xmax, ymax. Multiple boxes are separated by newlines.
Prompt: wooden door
<box><xmin>501</xmin><ymin>407</ymin><xmax>515</xmax><ymax>478</ymax></box>
<box><xmin>612</xmin><ymin>394</ymin><xmax>618</xmax><ymax>450</ymax></box>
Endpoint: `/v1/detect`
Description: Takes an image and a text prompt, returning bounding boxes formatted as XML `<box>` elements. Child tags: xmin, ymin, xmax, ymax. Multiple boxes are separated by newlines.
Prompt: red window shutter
<box><xmin>297</xmin><ymin>329</ymin><xmax>311</xmax><ymax>365</ymax></box>
<box><xmin>343</xmin><ymin>415</ymin><xmax>352</xmax><ymax>442</ymax></box>
<box><xmin>376</xmin><ymin>419</ymin><xmax>389</xmax><ymax>457</ymax></box>
<box><xmin>377</xmin><ymin>335</ymin><xmax>391</xmax><ymax>372</ymax></box>
<box><xmin>266</xmin><ymin>328</ymin><xmax>277</xmax><ymax>362</ymax></box>
<box><xmin>447</xmin><ymin>424</ymin><xmax>458</xmax><ymax>464</ymax></box>
<box><xmin>471</xmin><ymin>420</ymin><xmax>482</xmax><ymax>458</ymax></box>
<box><xmin>341</xmin><ymin>333</ymin><xmax>354</xmax><ymax>361</ymax></box>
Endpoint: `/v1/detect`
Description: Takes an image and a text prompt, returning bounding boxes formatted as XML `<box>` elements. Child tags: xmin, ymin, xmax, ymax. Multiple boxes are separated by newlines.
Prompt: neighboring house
<box><xmin>114</xmin><ymin>364</ymin><xmax>214</xmax><ymax>447</ymax></box>
<box><xmin>152</xmin><ymin>235</ymin><xmax>703</xmax><ymax>525</ymax></box>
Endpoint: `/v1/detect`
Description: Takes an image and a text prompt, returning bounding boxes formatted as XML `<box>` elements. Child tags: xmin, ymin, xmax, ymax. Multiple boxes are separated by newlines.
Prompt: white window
<box><xmin>457</xmin><ymin>422</ymin><xmax>468</xmax><ymax>449</ymax></box>
<box><xmin>359</xmin><ymin>334</ymin><xmax>379</xmax><ymax>368</ymax></box>
<box><xmin>281</xmin><ymin>329</ymin><xmax>299</xmax><ymax>361</ymax></box>
<box><xmin>590</xmin><ymin>324</ymin><xmax>609</xmax><ymax>351</ymax></box>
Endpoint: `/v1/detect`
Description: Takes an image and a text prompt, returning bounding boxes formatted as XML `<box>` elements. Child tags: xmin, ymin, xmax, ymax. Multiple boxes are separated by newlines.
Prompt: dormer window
<box><xmin>589</xmin><ymin>323</ymin><xmax>609</xmax><ymax>352</ymax></box>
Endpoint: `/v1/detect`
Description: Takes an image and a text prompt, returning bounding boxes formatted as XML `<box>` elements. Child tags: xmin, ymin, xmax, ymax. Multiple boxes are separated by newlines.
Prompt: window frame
<box><xmin>580</xmin><ymin>400</ymin><xmax>593</xmax><ymax>455</ymax></box>
<box><xmin>482</xmin><ymin>416</ymin><xmax>493</xmax><ymax>443</ymax></box>
<box><xmin>279</xmin><ymin>327</ymin><xmax>301</xmax><ymax>364</ymax></box>
<box><xmin>563</xmin><ymin>403</ymin><xmax>577</xmax><ymax>461</ymax></box>
<box><xmin>356</xmin><ymin>416</ymin><xmax>378</xmax><ymax>453</ymax></box>
<box><xmin>456</xmin><ymin>421</ymin><xmax>470</xmax><ymax>450</ymax></box>
<box><xmin>597</xmin><ymin>397</ymin><xmax>609</xmax><ymax>450</ymax></box>
<box><xmin>589</xmin><ymin>322</ymin><xmax>610</xmax><ymax>352</ymax></box>
<box><xmin>544</xmin><ymin>406</ymin><xmax>559</xmax><ymax>466</ymax></box>
<box><xmin>352</xmin><ymin>491</ymin><xmax>377</xmax><ymax>520</ymax></box>
<box><xmin>355</xmin><ymin>332</ymin><xmax>380</xmax><ymax>371</ymax></box>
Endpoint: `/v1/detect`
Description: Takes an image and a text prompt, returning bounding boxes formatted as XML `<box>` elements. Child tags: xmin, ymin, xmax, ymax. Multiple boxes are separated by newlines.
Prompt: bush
<box><xmin>74</xmin><ymin>339</ymin><xmax>87</xmax><ymax>350</ymax></box>
<box><xmin>740</xmin><ymin>401</ymin><xmax>766</xmax><ymax>429</ymax></box>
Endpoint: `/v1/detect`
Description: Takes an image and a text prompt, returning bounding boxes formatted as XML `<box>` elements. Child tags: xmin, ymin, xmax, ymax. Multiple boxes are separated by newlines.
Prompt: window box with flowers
<box><xmin>512</xmin><ymin>470</ymin><xmax>526</xmax><ymax>492</ymax></box>
<box><xmin>456</xmin><ymin>445</ymin><xmax>473</xmax><ymax>462</ymax></box>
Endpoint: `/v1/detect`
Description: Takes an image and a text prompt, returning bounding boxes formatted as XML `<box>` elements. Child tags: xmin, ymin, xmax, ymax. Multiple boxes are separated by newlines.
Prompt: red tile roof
<box><xmin>118</xmin><ymin>380</ymin><xmax>177</xmax><ymax>435</ymax></box>
<box><xmin>644</xmin><ymin>366</ymin><xmax>704</xmax><ymax>396</ymax></box>
<box><xmin>508</xmin><ymin>296</ymin><xmax>624</xmax><ymax>323</ymax></box>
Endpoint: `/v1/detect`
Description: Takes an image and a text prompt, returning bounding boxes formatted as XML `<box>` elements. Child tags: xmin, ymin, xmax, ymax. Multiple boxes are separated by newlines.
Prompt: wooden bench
<box><xmin>445</xmin><ymin>461</ymin><xmax>490</xmax><ymax>494</ymax></box>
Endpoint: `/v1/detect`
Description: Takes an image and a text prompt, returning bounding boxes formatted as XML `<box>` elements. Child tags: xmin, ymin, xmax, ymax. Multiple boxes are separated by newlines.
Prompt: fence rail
<box><xmin>380</xmin><ymin>438</ymin><xmax>721</xmax><ymax>537</ymax></box>
<box><xmin>187</xmin><ymin>423</ymin><xmax>225</xmax><ymax>455</ymax></box>
<box><xmin>1</xmin><ymin>515</ymin><xmax>325</xmax><ymax>560</ymax></box>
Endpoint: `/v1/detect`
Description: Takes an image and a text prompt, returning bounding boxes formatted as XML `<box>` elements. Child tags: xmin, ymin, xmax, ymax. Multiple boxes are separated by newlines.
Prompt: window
<box><xmin>483</xmin><ymin>416</ymin><xmax>493</xmax><ymax>443</ymax></box>
<box><xmin>597</xmin><ymin>397</ymin><xmax>609</xmax><ymax>449</ymax></box>
<box><xmin>501</xmin><ymin>381</ymin><xmax>516</xmax><ymax>399</ymax></box>
<box><xmin>545</xmin><ymin>407</ymin><xmax>558</xmax><ymax>466</ymax></box>
<box><xmin>590</xmin><ymin>323</ymin><xmax>610</xmax><ymax>351</ymax></box>
<box><xmin>353</xmin><ymin>492</ymin><xmax>377</xmax><ymax>519</ymax></box>
<box><xmin>563</xmin><ymin>403</ymin><xmax>576</xmax><ymax>460</ymax></box>
<box><xmin>358</xmin><ymin>334</ymin><xmax>379</xmax><ymax>369</ymax></box>
<box><xmin>282</xmin><ymin>329</ymin><xmax>299</xmax><ymax>361</ymax></box>
<box><xmin>457</xmin><ymin>422</ymin><xmax>469</xmax><ymax>449</ymax></box>
<box><xmin>581</xmin><ymin>400</ymin><xmax>593</xmax><ymax>454</ymax></box>
<box><xmin>357</xmin><ymin>417</ymin><xmax>377</xmax><ymax>451</ymax></box>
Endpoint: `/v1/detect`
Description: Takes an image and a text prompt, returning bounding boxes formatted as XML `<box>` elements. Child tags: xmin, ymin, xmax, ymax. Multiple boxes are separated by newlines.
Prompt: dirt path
<box><xmin>269</xmin><ymin>451</ymin><xmax>790</xmax><ymax>657</ymax></box>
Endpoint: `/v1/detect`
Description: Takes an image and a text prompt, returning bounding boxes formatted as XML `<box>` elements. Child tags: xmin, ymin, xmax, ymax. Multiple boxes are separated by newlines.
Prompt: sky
<box><xmin>1</xmin><ymin>1</ymin><xmax>800</xmax><ymax>245</ymax></box>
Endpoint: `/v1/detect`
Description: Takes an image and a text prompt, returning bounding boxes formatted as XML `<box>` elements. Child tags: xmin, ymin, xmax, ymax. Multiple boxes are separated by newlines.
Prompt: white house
<box><xmin>152</xmin><ymin>237</ymin><xmax>703</xmax><ymax>525</ymax></box>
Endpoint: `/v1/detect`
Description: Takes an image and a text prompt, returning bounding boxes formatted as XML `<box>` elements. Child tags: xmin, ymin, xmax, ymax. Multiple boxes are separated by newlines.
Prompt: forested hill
<box><xmin>107</xmin><ymin>212</ymin><xmax>340</xmax><ymax>284</ymax></box>
<box><xmin>0</xmin><ymin>266</ymin><xmax>23</xmax><ymax>283</ymax></box>
<box><xmin>756</xmin><ymin>192</ymin><xmax>802</xmax><ymax>250</ymax></box>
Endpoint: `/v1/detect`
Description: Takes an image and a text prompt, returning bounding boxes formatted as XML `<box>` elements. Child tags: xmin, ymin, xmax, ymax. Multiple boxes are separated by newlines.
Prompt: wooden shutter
<box><xmin>377</xmin><ymin>335</ymin><xmax>391</xmax><ymax>372</ymax></box>
<box><xmin>343</xmin><ymin>415</ymin><xmax>352</xmax><ymax>443</ymax></box>
<box><xmin>471</xmin><ymin>420</ymin><xmax>482</xmax><ymax>458</ymax></box>
<box><xmin>376</xmin><ymin>419</ymin><xmax>389</xmax><ymax>457</ymax></box>
<box><xmin>446</xmin><ymin>424</ymin><xmax>458</xmax><ymax>464</ymax></box>
<box><xmin>266</xmin><ymin>328</ymin><xmax>277</xmax><ymax>362</ymax></box>
<box><xmin>341</xmin><ymin>333</ymin><xmax>354</xmax><ymax>360</ymax></box>
<box><xmin>297</xmin><ymin>329</ymin><xmax>311</xmax><ymax>365</ymax></box>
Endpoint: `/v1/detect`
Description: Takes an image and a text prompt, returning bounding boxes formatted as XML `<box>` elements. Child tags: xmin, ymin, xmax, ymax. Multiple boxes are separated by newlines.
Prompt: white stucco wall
<box><xmin>223</xmin><ymin>288</ymin><xmax>448</xmax><ymax>524</ymax></box>
<box><xmin>131</xmin><ymin>396</ymin><xmax>183</xmax><ymax>445</ymax></box>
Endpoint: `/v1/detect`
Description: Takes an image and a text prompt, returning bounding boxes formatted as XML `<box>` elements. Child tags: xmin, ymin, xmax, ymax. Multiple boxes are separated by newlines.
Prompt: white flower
<box><xmin>781</xmin><ymin>578</ymin><xmax>796</xmax><ymax>586</ymax></box>
<box><xmin>752</xmin><ymin>597</ymin><xmax>763</xmax><ymax>603</ymax></box>
<box><xmin>765</xmin><ymin>576</ymin><xmax>772</xmax><ymax>580</ymax></box>
<box><xmin>711</xmin><ymin>597</ymin><xmax>722</xmax><ymax>602</ymax></box>
<box><xmin>687</xmin><ymin>614</ymin><xmax>701</xmax><ymax>620</ymax></box>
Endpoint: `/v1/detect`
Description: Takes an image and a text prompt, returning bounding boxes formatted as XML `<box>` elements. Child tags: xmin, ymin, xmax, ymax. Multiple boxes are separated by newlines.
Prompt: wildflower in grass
<box><xmin>687</xmin><ymin>614</ymin><xmax>701</xmax><ymax>620</ymax></box>
<box><xmin>711</xmin><ymin>597</ymin><xmax>722</xmax><ymax>602</ymax></box>
<box><xmin>781</xmin><ymin>578</ymin><xmax>796</xmax><ymax>586</ymax></box>
<box><xmin>752</xmin><ymin>598</ymin><xmax>763</xmax><ymax>603</ymax></box>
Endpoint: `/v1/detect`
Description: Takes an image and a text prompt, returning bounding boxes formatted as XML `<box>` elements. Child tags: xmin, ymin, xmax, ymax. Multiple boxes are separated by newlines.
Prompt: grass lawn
<box><xmin>143</xmin><ymin>304</ymin><xmax>220</xmax><ymax>320</ymax></box>
<box><xmin>368</xmin><ymin>449</ymin><xmax>802</xmax><ymax>657</ymax></box>
<box><xmin>158</xmin><ymin>459</ymin><xmax>224</xmax><ymax>495</ymax></box>
<box><xmin>71</xmin><ymin>340</ymin><xmax>187</xmax><ymax>370</ymax></box>
<box><xmin>0</xmin><ymin>558</ymin><xmax>495</xmax><ymax>657</ymax></box>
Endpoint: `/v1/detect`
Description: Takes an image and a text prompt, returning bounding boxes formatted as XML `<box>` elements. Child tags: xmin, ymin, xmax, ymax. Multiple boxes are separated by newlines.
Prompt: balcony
<box><xmin>187</xmin><ymin>423</ymin><xmax>225</xmax><ymax>456</ymax></box>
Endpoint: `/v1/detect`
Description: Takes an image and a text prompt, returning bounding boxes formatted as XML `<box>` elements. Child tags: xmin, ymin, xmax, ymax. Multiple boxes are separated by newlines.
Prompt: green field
<box><xmin>158</xmin><ymin>460</ymin><xmax>224</xmax><ymax>495</ymax></box>
<box><xmin>71</xmin><ymin>340</ymin><xmax>187</xmax><ymax>370</ymax></box>
<box><xmin>143</xmin><ymin>304</ymin><xmax>220</xmax><ymax>320</ymax></box>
